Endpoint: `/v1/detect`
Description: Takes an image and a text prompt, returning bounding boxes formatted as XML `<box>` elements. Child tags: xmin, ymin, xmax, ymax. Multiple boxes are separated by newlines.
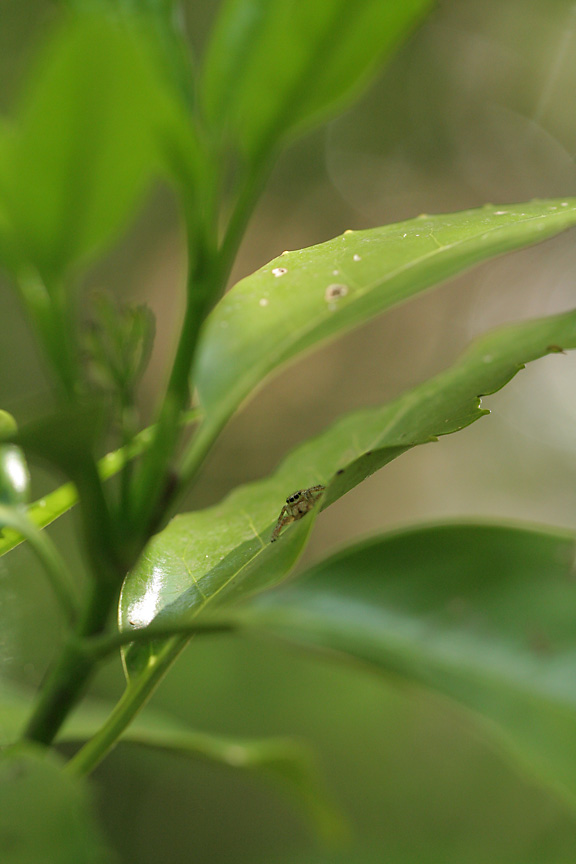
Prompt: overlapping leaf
<box><xmin>121</xmin><ymin>307</ymin><xmax>576</xmax><ymax>675</ymax></box>
<box><xmin>195</xmin><ymin>199</ymin><xmax>576</xmax><ymax>435</ymax></box>
<box><xmin>6</xmin><ymin>202</ymin><xmax>576</xmax><ymax>558</ymax></box>
<box><xmin>241</xmin><ymin>522</ymin><xmax>576</xmax><ymax>809</ymax></box>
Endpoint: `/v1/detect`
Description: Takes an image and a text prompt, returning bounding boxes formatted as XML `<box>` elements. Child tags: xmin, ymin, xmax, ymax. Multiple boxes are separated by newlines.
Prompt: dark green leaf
<box><xmin>202</xmin><ymin>0</ymin><xmax>433</xmax><ymax>161</ymax></box>
<box><xmin>195</xmin><ymin>199</ymin><xmax>576</xmax><ymax>436</ymax></box>
<box><xmin>242</xmin><ymin>522</ymin><xmax>576</xmax><ymax>809</ymax></box>
<box><xmin>0</xmin><ymin>742</ymin><xmax>113</xmax><ymax>863</ymax></box>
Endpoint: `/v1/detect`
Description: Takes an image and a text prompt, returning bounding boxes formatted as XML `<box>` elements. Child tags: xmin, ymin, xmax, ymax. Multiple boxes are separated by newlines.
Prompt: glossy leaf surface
<box><xmin>0</xmin><ymin>742</ymin><xmax>112</xmax><ymax>863</ymax></box>
<box><xmin>196</xmin><ymin>199</ymin><xmax>576</xmax><ymax>433</ymax></box>
<box><xmin>202</xmin><ymin>0</ymin><xmax>433</xmax><ymax>161</ymax></box>
<box><xmin>243</xmin><ymin>522</ymin><xmax>576</xmax><ymax>808</ymax></box>
<box><xmin>121</xmin><ymin>308</ymin><xmax>576</xmax><ymax>672</ymax></box>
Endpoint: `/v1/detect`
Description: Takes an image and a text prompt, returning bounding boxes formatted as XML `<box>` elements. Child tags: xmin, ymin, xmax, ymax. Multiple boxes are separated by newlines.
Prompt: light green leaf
<box><xmin>0</xmin><ymin>741</ymin><xmax>113</xmax><ymax>863</ymax></box>
<box><xmin>0</xmin><ymin>683</ymin><xmax>342</xmax><ymax>843</ymax></box>
<box><xmin>195</xmin><ymin>199</ymin><xmax>576</xmax><ymax>435</ymax></box>
<box><xmin>241</xmin><ymin>522</ymin><xmax>576</xmax><ymax>810</ymax></box>
<box><xmin>121</xmin><ymin>307</ymin><xmax>576</xmax><ymax>673</ymax></box>
<box><xmin>201</xmin><ymin>0</ymin><xmax>433</xmax><ymax>162</ymax></box>
<box><xmin>0</xmin><ymin>13</ymin><xmax>197</xmax><ymax>281</ymax></box>
<box><xmin>120</xmin><ymin>487</ymin><xmax>320</xmax><ymax>676</ymax></box>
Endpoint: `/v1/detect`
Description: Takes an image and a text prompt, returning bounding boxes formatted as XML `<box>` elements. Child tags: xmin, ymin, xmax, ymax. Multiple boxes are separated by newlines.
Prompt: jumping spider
<box><xmin>270</xmin><ymin>485</ymin><xmax>325</xmax><ymax>542</ymax></box>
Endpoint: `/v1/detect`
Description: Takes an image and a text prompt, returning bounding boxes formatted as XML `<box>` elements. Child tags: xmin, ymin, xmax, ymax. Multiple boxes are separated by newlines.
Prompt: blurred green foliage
<box><xmin>2</xmin><ymin>1</ymin><xmax>576</xmax><ymax>863</ymax></box>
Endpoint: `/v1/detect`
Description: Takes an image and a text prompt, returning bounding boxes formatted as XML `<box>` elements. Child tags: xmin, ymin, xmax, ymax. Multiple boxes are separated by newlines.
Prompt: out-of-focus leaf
<box><xmin>64</xmin><ymin>702</ymin><xmax>345</xmax><ymax>843</ymax></box>
<box><xmin>0</xmin><ymin>683</ymin><xmax>343</xmax><ymax>844</ymax></box>
<box><xmin>62</xmin><ymin>0</ymin><xmax>195</xmax><ymax>110</ymax></box>
<box><xmin>0</xmin><ymin>741</ymin><xmax>113</xmax><ymax>863</ymax></box>
<box><xmin>202</xmin><ymin>0</ymin><xmax>433</xmax><ymax>162</ymax></box>
<box><xmin>0</xmin><ymin>412</ymin><xmax>201</xmax><ymax>559</ymax></box>
<box><xmin>83</xmin><ymin>293</ymin><xmax>156</xmax><ymax>397</ymax></box>
<box><xmin>195</xmin><ymin>199</ymin><xmax>576</xmax><ymax>436</ymax></box>
<box><xmin>0</xmin><ymin>14</ymin><xmax>197</xmax><ymax>281</ymax></box>
<box><xmin>240</xmin><ymin>522</ymin><xmax>576</xmax><ymax>810</ymax></box>
<box><xmin>121</xmin><ymin>308</ymin><xmax>576</xmax><ymax>675</ymax></box>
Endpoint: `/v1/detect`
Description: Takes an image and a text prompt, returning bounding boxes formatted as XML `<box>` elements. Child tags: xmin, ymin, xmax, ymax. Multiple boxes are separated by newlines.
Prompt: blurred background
<box><xmin>3</xmin><ymin>0</ymin><xmax>576</xmax><ymax>861</ymax></box>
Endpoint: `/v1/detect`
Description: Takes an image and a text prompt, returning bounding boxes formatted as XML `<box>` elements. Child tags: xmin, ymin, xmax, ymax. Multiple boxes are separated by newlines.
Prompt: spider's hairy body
<box><xmin>270</xmin><ymin>485</ymin><xmax>325</xmax><ymax>542</ymax></box>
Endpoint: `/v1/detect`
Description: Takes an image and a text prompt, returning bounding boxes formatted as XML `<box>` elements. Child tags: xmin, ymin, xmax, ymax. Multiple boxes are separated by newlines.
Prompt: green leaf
<box><xmin>0</xmin><ymin>13</ymin><xmax>196</xmax><ymax>281</ymax></box>
<box><xmin>120</xmin><ymin>488</ymin><xmax>320</xmax><ymax>676</ymax></box>
<box><xmin>0</xmin><ymin>683</ymin><xmax>343</xmax><ymax>844</ymax></box>
<box><xmin>62</xmin><ymin>0</ymin><xmax>196</xmax><ymax>113</ymax></box>
<box><xmin>64</xmin><ymin>703</ymin><xmax>345</xmax><ymax>843</ymax></box>
<box><xmin>121</xmin><ymin>307</ymin><xmax>576</xmax><ymax>672</ymax></box>
<box><xmin>201</xmin><ymin>0</ymin><xmax>433</xmax><ymax>162</ymax></box>
<box><xmin>195</xmin><ymin>199</ymin><xmax>576</xmax><ymax>435</ymax></box>
<box><xmin>0</xmin><ymin>742</ymin><xmax>113</xmax><ymax>863</ymax></box>
<box><xmin>241</xmin><ymin>522</ymin><xmax>576</xmax><ymax>810</ymax></box>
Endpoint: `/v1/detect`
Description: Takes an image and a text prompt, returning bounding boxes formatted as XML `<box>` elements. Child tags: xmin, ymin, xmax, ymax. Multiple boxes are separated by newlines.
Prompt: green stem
<box><xmin>23</xmin><ymin>577</ymin><xmax>119</xmax><ymax>746</ymax></box>
<box><xmin>160</xmin><ymin>163</ymin><xmax>272</xmax><ymax>512</ymax></box>
<box><xmin>0</xmin><ymin>411</ymin><xmax>200</xmax><ymax>559</ymax></box>
<box><xmin>66</xmin><ymin>635</ymin><xmax>190</xmax><ymax>776</ymax></box>
<box><xmin>0</xmin><ymin>505</ymin><xmax>80</xmax><ymax>624</ymax></box>
<box><xmin>77</xmin><ymin>618</ymin><xmax>236</xmax><ymax>661</ymax></box>
<box><xmin>220</xmin><ymin>160</ymin><xmax>271</xmax><ymax>294</ymax></box>
<box><xmin>128</xmin><ymin>263</ymin><xmax>216</xmax><ymax>537</ymax></box>
<box><xmin>167</xmin><ymin>416</ymin><xmax>224</xmax><ymax>520</ymax></box>
<box><xmin>18</xmin><ymin>269</ymin><xmax>79</xmax><ymax>401</ymax></box>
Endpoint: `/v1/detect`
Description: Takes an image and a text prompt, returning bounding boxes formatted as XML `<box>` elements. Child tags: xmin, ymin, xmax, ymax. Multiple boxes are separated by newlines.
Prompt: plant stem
<box><xmin>128</xmin><ymin>300</ymin><xmax>204</xmax><ymax>533</ymax></box>
<box><xmin>218</xmin><ymin>158</ymin><xmax>271</xmax><ymax>287</ymax></box>
<box><xmin>66</xmin><ymin>635</ymin><xmax>190</xmax><ymax>776</ymax></box>
<box><xmin>23</xmin><ymin>578</ymin><xmax>119</xmax><ymax>746</ymax></box>
<box><xmin>18</xmin><ymin>269</ymin><xmax>80</xmax><ymax>401</ymax></box>
<box><xmin>0</xmin><ymin>411</ymin><xmax>200</xmax><ymax>559</ymax></box>
<box><xmin>78</xmin><ymin>618</ymin><xmax>236</xmax><ymax>661</ymax></box>
<box><xmin>128</xmin><ymin>240</ymin><xmax>218</xmax><ymax>540</ymax></box>
<box><xmin>0</xmin><ymin>505</ymin><xmax>80</xmax><ymax>624</ymax></box>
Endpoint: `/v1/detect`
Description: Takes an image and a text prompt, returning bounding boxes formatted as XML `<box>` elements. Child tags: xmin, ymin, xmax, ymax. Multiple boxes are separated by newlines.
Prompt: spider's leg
<box><xmin>271</xmin><ymin>505</ymin><xmax>292</xmax><ymax>542</ymax></box>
